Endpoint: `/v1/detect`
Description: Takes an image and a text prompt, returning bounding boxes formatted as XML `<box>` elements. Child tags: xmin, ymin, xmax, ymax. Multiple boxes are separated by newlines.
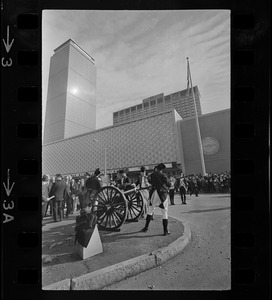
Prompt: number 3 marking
<box><xmin>3</xmin><ymin>200</ymin><xmax>14</xmax><ymax>210</ymax></box>
<box><xmin>2</xmin><ymin>57</ymin><xmax>12</xmax><ymax>67</ymax></box>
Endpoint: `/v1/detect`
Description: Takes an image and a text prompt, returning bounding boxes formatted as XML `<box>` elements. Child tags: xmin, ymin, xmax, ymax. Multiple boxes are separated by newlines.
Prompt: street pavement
<box><xmin>42</xmin><ymin>192</ymin><xmax>230</xmax><ymax>290</ymax></box>
<box><xmin>42</xmin><ymin>202</ymin><xmax>187</xmax><ymax>289</ymax></box>
<box><xmin>102</xmin><ymin>193</ymin><xmax>231</xmax><ymax>290</ymax></box>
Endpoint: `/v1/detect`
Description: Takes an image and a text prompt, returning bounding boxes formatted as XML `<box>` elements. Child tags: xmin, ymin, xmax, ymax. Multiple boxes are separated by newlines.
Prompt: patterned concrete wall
<box><xmin>42</xmin><ymin>110</ymin><xmax>181</xmax><ymax>176</ymax></box>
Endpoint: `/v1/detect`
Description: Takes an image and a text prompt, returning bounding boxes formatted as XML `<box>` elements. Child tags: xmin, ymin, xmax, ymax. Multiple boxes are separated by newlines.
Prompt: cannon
<box><xmin>91</xmin><ymin>185</ymin><xmax>147</xmax><ymax>230</ymax></box>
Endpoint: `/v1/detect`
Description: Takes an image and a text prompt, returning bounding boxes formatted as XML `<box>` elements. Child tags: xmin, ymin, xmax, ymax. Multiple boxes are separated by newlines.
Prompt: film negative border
<box><xmin>231</xmin><ymin>5</ymin><xmax>269</xmax><ymax>296</ymax></box>
<box><xmin>1</xmin><ymin>1</ymin><xmax>42</xmax><ymax>298</ymax></box>
<box><xmin>1</xmin><ymin>0</ymin><xmax>270</xmax><ymax>298</ymax></box>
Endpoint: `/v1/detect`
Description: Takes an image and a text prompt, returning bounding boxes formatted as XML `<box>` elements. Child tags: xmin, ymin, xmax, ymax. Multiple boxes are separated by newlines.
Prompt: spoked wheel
<box><xmin>125</xmin><ymin>190</ymin><xmax>144</xmax><ymax>221</ymax></box>
<box><xmin>94</xmin><ymin>186</ymin><xmax>127</xmax><ymax>230</ymax></box>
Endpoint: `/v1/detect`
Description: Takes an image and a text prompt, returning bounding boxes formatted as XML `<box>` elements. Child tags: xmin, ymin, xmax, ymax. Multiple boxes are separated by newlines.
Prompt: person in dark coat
<box><xmin>140</xmin><ymin>163</ymin><xmax>171</xmax><ymax>235</ymax></box>
<box><xmin>49</xmin><ymin>174</ymin><xmax>70</xmax><ymax>222</ymax></box>
<box><xmin>191</xmin><ymin>175</ymin><xmax>199</xmax><ymax>196</ymax></box>
<box><xmin>42</xmin><ymin>174</ymin><xmax>53</xmax><ymax>225</ymax></box>
<box><xmin>64</xmin><ymin>176</ymin><xmax>73</xmax><ymax>217</ymax></box>
<box><xmin>45</xmin><ymin>176</ymin><xmax>54</xmax><ymax>216</ymax></box>
<box><xmin>174</xmin><ymin>176</ymin><xmax>180</xmax><ymax>193</ymax></box>
<box><xmin>84</xmin><ymin>168</ymin><xmax>103</xmax><ymax>209</ymax></box>
<box><xmin>208</xmin><ymin>176</ymin><xmax>216</xmax><ymax>193</ymax></box>
<box><xmin>179</xmin><ymin>173</ymin><xmax>188</xmax><ymax>204</ymax></box>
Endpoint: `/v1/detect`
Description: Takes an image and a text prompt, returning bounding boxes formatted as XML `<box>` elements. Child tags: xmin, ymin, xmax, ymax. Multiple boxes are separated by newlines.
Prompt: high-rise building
<box><xmin>43</xmin><ymin>39</ymin><xmax>96</xmax><ymax>144</ymax></box>
<box><xmin>113</xmin><ymin>86</ymin><xmax>202</xmax><ymax>125</ymax></box>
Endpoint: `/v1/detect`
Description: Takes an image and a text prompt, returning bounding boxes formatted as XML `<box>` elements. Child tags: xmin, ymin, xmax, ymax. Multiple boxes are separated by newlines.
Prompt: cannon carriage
<box><xmin>91</xmin><ymin>184</ymin><xmax>148</xmax><ymax>230</ymax></box>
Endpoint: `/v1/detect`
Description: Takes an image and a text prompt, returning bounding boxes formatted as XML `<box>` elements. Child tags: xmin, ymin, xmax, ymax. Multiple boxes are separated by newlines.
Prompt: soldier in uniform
<box><xmin>140</xmin><ymin>163</ymin><xmax>171</xmax><ymax>235</ymax></box>
<box><xmin>169</xmin><ymin>175</ymin><xmax>176</xmax><ymax>205</ymax></box>
<box><xmin>136</xmin><ymin>166</ymin><xmax>151</xmax><ymax>218</ymax></box>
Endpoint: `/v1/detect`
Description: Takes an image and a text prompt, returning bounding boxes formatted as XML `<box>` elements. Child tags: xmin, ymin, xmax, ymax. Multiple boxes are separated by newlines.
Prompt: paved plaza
<box><xmin>42</xmin><ymin>193</ymin><xmax>230</xmax><ymax>290</ymax></box>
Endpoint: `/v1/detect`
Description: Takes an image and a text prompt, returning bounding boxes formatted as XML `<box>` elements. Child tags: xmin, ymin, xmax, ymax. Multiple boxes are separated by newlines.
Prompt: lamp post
<box><xmin>93</xmin><ymin>139</ymin><xmax>107</xmax><ymax>177</ymax></box>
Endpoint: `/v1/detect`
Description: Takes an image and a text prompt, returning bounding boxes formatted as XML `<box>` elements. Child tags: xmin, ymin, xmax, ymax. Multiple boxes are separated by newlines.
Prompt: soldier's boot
<box><xmin>140</xmin><ymin>214</ymin><xmax>152</xmax><ymax>232</ymax></box>
<box><xmin>163</xmin><ymin>219</ymin><xmax>171</xmax><ymax>236</ymax></box>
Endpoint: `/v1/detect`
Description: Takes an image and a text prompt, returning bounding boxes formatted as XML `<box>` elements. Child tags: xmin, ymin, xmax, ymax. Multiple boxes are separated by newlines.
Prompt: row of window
<box><xmin>114</xmin><ymin>106</ymin><xmax>201</xmax><ymax>120</ymax></box>
<box><xmin>114</xmin><ymin>103</ymin><xmax>167</xmax><ymax>117</ymax></box>
<box><xmin>114</xmin><ymin>98</ymin><xmax>200</xmax><ymax>117</ymax></box>
<box><xmin>114</xmin><ymin>109</ymin><xmax>202</xmax><ymax>125</ymax></box>
<box><xmin>113</xmin><ymin>93</ymin><xmax>201</xmax><ymax>121</ymax></box>
<box><xmin>114</xmin><ymin>105</ymin><xmax>161</xmax><ymax>119</ymax></box>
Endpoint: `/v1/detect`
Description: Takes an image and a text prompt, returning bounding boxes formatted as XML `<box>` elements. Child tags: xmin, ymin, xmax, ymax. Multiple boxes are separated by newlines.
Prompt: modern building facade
<box><xmin>113</xmin><ymin>86</ymin><xmax>202</xmax><ymax>125</ymax></box>
<box><xmin>43</xmin><ymin>39</ymin><xmax>96</xmax><ymax>144</ymax></box>
<box><xmin>178</xmin><ymin>108</ymin><xmax>230</xmax><ymax>174</ymax></box>
<box><xmin>42</xmin><ymin>108</ymin><xmax>230</xmax><ymax>177</ymax></box>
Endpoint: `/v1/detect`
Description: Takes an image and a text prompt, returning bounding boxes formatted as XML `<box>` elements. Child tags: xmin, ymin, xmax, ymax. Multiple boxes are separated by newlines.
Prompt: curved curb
<box><xmin>151</xmin><ymin>221</ymin><xmax>191</xmax><ymax>266</ymax></box>
<box><xmin>43</xmin><ymin>278</ymin><xmax>71</xmax><ymax>290</ymax></box>
<box><xmin>43</xmin><ymin>220</ymin><xmax>191</xmax><ymax>290</ymax></box>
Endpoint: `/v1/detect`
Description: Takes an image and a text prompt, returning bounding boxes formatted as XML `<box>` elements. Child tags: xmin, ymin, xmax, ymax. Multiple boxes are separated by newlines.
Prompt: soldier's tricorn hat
<box><xmin>140</xmin><ymin>166</ymin><xmax>146</xmax><ymax>172</ymax></box>
<box><xmin>157</xmin><ymin>163</ymin><xmax>166</xmax><ymax>171</ymax></box>
<box><xmin>94</xmin><ymin>168</ymin><xmax>100</xmax><ymax>176</ymax></box>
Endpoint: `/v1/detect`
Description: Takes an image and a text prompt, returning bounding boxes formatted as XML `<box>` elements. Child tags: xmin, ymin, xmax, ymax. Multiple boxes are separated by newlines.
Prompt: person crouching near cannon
<box><xmin>116</xmin><ymin>169</ymin><xmax>131</xmax><ymax>191</ymax></box>
<box><xmin>84</xmin><ymin>168</ymin><xmax>103</xmax><ymax>211</ymax></box>
<box><xmin>140</xmin><ymin>163</ymin><xmax>171</xmax><ymax>235</ymax></box>
<box><xmin>136</xmin><ymin>166</ymin><xmax>151</xmax><ymax>218</ymax></box>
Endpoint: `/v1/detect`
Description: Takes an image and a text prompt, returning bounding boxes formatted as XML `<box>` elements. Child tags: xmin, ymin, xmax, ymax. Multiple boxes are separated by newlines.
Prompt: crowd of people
<box><xmin>42</xmin><ymin>167</ymin><xmax>231</xmax><ymax>232</ymax></box>
<box><xmin>42</xmin><ymin>170</ymin><xmax>101</xmax><ymax>225</ymax></box>
<box><xmin>177</xmin><ymin>172</ymin><xmax>231</xmax><ymax>195</ymax></box>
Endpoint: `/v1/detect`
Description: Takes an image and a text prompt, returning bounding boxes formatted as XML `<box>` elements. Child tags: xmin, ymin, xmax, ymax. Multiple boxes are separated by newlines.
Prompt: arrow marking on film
<box><xmin>3</xmin><ymin>169</ymin><xmax>15</xmax><ymax>197</ymax></box>
<box><xmin>2</xmin><ymin>26</ymin><xmax>14</xmax><ymax>53</ymax></box>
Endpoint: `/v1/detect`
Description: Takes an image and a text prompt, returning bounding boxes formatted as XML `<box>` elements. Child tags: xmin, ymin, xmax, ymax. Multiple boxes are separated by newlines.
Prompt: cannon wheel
<box><xmin>125</xmin><ymin>190</ymin><xmax>144</xmax><ymax>221</ymax></box>
<box><xmin>94</xmin><ymin>186</ymin><xmax>127</xmax><ymax>230</ymax></box>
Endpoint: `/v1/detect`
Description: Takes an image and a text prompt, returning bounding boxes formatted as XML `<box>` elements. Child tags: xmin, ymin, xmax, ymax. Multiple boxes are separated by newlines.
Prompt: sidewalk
<box><xmin>42</xmin><ymin>210</ymin><xmax>189</xmax><ymax>289</ymax></box>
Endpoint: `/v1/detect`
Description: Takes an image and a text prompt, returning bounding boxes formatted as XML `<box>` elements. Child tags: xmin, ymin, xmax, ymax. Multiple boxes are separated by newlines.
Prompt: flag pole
<box><xmin>186</xmin><ymin>57</ymin><xmax>206</xmax><ymax>176</ymax></box>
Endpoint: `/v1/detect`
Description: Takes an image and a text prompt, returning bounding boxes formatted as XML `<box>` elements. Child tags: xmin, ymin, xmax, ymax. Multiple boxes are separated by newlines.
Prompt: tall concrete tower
<box><xmin>43</xmin><ymin>39</ymin><xmax>96</xmax><ymax>144</ymax></box>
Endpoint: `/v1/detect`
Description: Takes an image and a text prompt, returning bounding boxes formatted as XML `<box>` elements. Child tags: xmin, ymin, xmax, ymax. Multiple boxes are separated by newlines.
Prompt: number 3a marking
<box><xmin>2</xmin><ymin>57</ymin><xmax>12</xmax><ymax>67</ymax></box>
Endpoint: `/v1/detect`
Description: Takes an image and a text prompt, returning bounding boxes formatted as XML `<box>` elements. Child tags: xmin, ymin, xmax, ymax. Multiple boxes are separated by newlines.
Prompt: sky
<box><xmin>42</xmin><ymin>10</ymin><xmax>230</xmax><ymax>131</ymax></box>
